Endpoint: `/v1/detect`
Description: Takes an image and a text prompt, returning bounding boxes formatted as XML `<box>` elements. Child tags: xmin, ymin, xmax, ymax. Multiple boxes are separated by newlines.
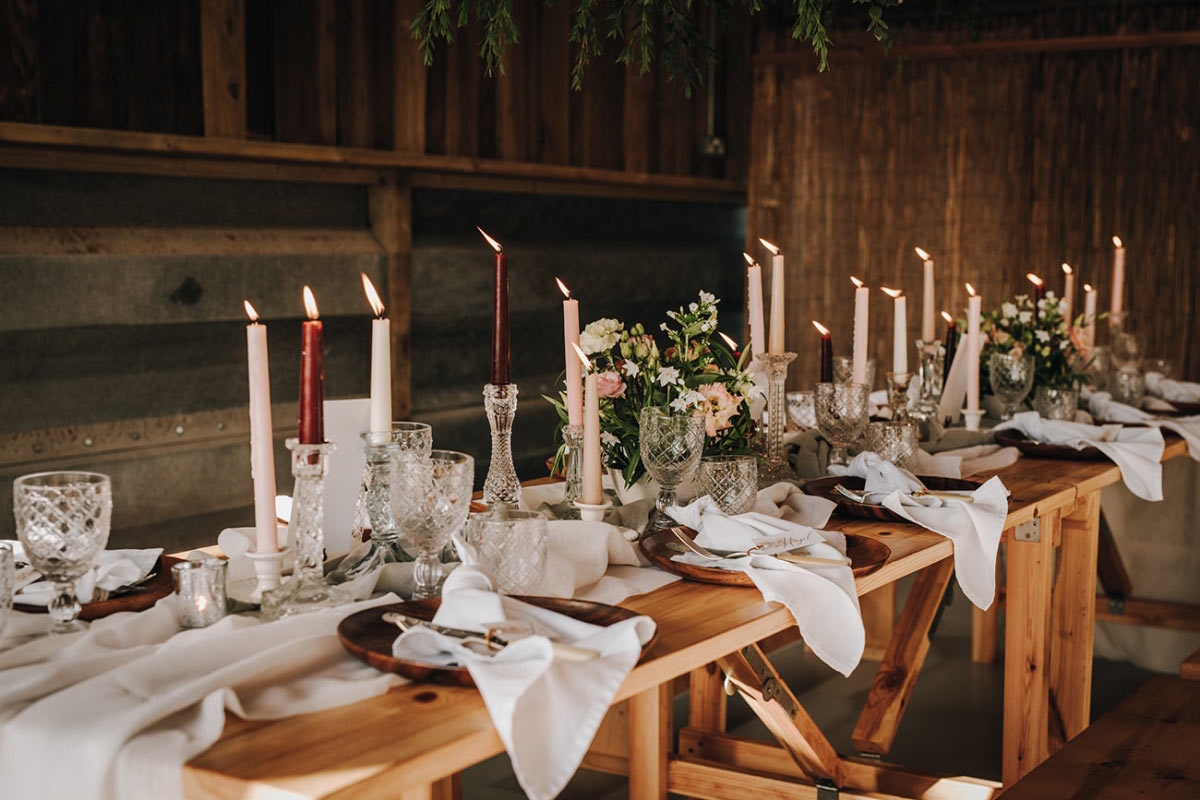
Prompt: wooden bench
<box><xmin>1000</xmin><ymin>675</ymin><xmax>1200</xmax><ymax>798</ymax></box>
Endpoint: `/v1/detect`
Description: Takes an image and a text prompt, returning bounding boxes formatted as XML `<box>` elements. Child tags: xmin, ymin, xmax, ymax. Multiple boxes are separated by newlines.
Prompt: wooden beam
<box><xmin>393</xmin><ymin>0</ymin><xmax>426</xmax><ymax>153</ymax></box>
<box><xmin>200</xmin><ymin>0</ymin><xmax>246</xmax><ymax>138</ymax></box>
<box><xmin>628</xmin><ymin>683</ymin><xmax>671</xmax><ymax>800</ymax></box>
<box><xmin>717</xmin><ymin>644</ymin><xmax>839</xmax><ymax>783</ymax></box>
<box><xmin>1048</xmin><ymin>490</ymin><xmax>1101</xmax><ymax>751</ymax></box>
<box><xmin>852</xmin><ymin>557</ymin><xmax>955</xmax><ymax>755</ymax></box>
<box><xmin>972</xmin><ymin>561</ymin><xmax>1000</xmax><ymax>664</ymax></box>
<box><xmin>1096</xmin><ymin>511</ymin><xmax>1133</xmax><ymax>597</ymax></box>
<box><xmin>368</xmin><ymin>173</ymin><xmax>413</xmax><ymax>420</ymax></box>
<box><xmin>687</xmin><ymin>662</ymin><xmax>727</xmax><ymax>732</ymax></box>
<box><xmin>2</xmin><ymin>0</ymin><xmax>40</xmax><ymax>123</ymax></box>
<box><xmin>754</xmin><ymin>29</ymin><xmax>1200</xmax><ymax>66</ymax></box>
<box><xmin>274</xmin><ymin>0</ymin><xmax>336</xmax><ymax>145</ymax></box>
<box><xmin>860</xmin><ymin>582</ymin><xmax>896</xmax><ymax>661</ymax></box>
<box><xmin>1095</xmin><ymin>596</ymin><xmax>1200</xmax><ymax>632</ymax></box>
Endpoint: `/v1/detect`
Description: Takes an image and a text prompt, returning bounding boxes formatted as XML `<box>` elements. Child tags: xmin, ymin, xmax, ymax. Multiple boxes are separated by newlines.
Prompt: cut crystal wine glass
<box><xmin>639</xmin><ymin>406</ymin><xmax>705</xmax><ymax>531</ymax></box>
<box><xmin>392</xmin><ymin>450</ymin><xmax>475</xmax><ymax>599</ymax></box>
<box><xmin>988</xmin><ymin>352</ymin><xmax>1034</xmax><ymax>420</ymax></box>
<box><xmin>463</xmin><ymin>508</ymin><xmax>548</xmax><ymax>595</ymax></box>
<box><xmin>13</xmin><ymin>471</ymin><xmax>111</xmax><ymax>633</ymax></box>
<box><xmin>814</xmin><ymin>382</ymin><xmax>869</xmax><ymax>467</ymax></box>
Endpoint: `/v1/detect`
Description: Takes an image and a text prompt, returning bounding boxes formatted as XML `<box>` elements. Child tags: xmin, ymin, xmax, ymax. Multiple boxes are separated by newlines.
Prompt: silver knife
<box><xmin>383</xmin><ymin>612</ymin><xmax>599</xmax><ymax>662</ymax></box>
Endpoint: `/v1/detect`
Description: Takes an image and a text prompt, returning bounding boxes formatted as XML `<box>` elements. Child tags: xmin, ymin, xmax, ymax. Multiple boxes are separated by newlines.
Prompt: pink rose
<box><xmin>596</xmin><ymin>371</ymin><xmax>626</xmax><ymax>398</ymax></box>
<box><xmin>1068</xmin><ymin>325</ymin><xmax>1090</xmax><ymax>359</ymax></box>
<box><xmin>698</xmin><ymin>382</ymin><xmax>741</xmax><ymax>437</ymax></box>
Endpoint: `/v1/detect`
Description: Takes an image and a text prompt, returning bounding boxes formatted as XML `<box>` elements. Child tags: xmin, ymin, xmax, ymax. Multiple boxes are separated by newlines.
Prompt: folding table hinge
<box><xmin>1014</xmin><ymin>519</ymin><xmax>1040</xmax><ymax>542</ymax></box>
<box><xmin>1107</xmin><ymin>593</ymin><xmax>1126</xmax><ymax>614</ymax></box>
<box><xmin>815</xmin><ymin>777</ymin><xmax>840</xmax><ymax>799</ymax></box>
<box><xmin>740</xmin><ymin>645</ymin><xmax>797</xmax><ymax>716</ymax></box>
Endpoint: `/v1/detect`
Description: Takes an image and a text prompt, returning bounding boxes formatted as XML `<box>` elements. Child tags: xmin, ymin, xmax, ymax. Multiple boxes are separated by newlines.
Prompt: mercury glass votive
<box><xmin>173</xmin><ymin>558</ymin><xmax>228</xmax><ymax>628</ymax></box>
<box><xmin>1111</xmin><ymin>367</ymin><xmax>1146</xmax><ymax>408</ymax></box>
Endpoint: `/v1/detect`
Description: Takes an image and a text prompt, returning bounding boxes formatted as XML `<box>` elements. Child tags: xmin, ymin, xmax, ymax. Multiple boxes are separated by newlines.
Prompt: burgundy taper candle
<box><xmin>299</xmin><ymin>285</ymin><xmax>325</xmax><ymax>444</ymax></box>
<box><xmin>479</xmin><ymin>227</ymin><xmax>510</xmax><ymax>385</ymax></box>
<box><xmin>942</xmin><ymin>311</ymin><xmax>958</xmax><ymax>375</ymax></box>
<box><xmin>812</xmin><ymin>320</ymin><xmax>833</xmax><ymax>383</ymax></box>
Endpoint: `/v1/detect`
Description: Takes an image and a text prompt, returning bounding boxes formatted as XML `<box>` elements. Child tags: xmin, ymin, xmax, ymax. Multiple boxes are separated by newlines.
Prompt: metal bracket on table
<box><xmin>1014</xmin><ymin>518</ymin><xmax>1041</xmax><ymax>542</ymax></box>
<box><xmin>816</xmin><ymin>777</ymin><xmax>840</xmax><ymax>799</ymax></box>
<box><xmin>741</xmin><ymin>645</ymin><xmax>798</xmax><ymax>716</ymax></box>
<box><xmin>1107</xmin><ymin>593</ymin><xmax>1126</xmax><ymax>614</ymax></box>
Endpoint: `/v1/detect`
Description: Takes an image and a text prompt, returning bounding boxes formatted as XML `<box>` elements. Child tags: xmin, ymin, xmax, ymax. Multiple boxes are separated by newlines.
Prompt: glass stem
<box><xmin>49</xmin><ymin>580</ymin><xmax>80</xmax><ymax>632</ymax></box>
<box><xmin>412</xmin><ymin>551</ymin><xmax>444</xmax><ymax>598</ymax></box>
<box><xmin>483</xmin><ymin>383</ymin><xmax>521</xmax><ymax>507</ymax></box>
<box><xmin>562</xmin><ymin>425</ymin><xmax>584</xmax><ymax>506</ymax></box>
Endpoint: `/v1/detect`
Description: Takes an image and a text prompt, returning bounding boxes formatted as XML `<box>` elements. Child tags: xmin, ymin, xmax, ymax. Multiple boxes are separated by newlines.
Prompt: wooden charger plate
<box><xmin>994</xmin><ymin>428</ymin><xmax>1106</xmax><ymax>460</ymax></box>
<box><xmin>1156</xmin><ymin>399</ymin><xmax>1200</xmax><ymax>417</ymax></box>
<box><xmin>338</xmin><ymin>596</ymin><xmax>657</xmax><ymax>688</ymax></box>
<box><xmin>803</xmin><ymin>475</ymin><xmax>983</xmax><ymax>523</ymax></box>
<box><xmin>13</xmin><ymin>555</ymin><xmax>182</xmax><ymax>620</ymax></box>
<box><xmin>638</xmin><ymin>526</ymin><xmax>889</xmax><ymax>588</ymax></box>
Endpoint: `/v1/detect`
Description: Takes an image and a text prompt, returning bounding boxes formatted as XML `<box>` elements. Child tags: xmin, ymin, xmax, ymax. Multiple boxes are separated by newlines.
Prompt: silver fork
<box><xmin>669</xmin><ymin>528</ymin><xmax>849</xmax><ymax>567</ymax></box>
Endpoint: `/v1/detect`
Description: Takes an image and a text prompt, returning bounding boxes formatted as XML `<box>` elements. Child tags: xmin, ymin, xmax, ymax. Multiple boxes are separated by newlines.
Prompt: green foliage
<box><xmin>976</xmin><ymin>291</ymin><xmax>1097</xmax><ymax>393</ymax></box>
<box><xmin>410</xmin><ymin>0</ymin><xmax>911</xmax><ymax>94</ymax></box>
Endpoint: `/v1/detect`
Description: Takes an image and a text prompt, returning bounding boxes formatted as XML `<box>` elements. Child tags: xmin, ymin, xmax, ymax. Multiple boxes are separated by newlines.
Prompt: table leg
<box><xmin>860</xmin><ymin>583</ymin><xmax>897</xmax><ymax>661</ymax></box>
<box><xmin>628</xmin><ymin>682</ymin><xmax>671</xmax><ymax>800</ymax></box>
<box><xmin>399</xmin><ymin>774</ymin><xmax>460</xmax><ymax>800</ymax></box>
<box><xmin>972</xmin><ymin>561</ymin><xmax>1000</xmax><ymax>663</ymax></box>
<box><xmin>1002</xmin><ymin>512</ymin><xmax>1058</xmax><ymax>786</ymax></box>
<box><xmin>1049</xmin><ymin>491</ymin><xmax>1101</xmax><ymax>750</ymax></box>
<box><xmin>688</xmin><ymin>662</ymin><xmax>727</xmax><ymax>731</ymax></box>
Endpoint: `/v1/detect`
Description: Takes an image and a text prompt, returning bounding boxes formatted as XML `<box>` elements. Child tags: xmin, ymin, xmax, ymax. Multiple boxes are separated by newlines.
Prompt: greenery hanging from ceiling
<box><xmin>410</xmin><ymin>0</ymin><xmax>905</xmax><ymax>96</ymax></box>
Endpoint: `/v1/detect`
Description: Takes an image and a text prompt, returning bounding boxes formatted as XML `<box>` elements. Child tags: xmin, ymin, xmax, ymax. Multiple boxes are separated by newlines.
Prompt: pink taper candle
<box><xmin>881</xmin><ymin>287</ymin><xmax>907</xmax><ymax>375</ymax></box>
<box><xmin>915</xmin><ymin>247</ymin><xmax>935</xmax><ymax>342</ymax></box>
<box><xmin>851</xmin><ymin>276</ymin><xmax>869</xmax><ymax>386</ymax></box>
<box><xmin>966</xmin><ymin>283</ymin><xmax>981</xmax><ymax>413</ymax></box>
<box><xmin>744</xmin><ymin>253</ymin><xmax>765</xmax><ymax>357</ymax></box>
<box><xmin>1061</xmin><ymin>263</ymin><xmax>1075</xmax><ymax>323</ymax></box>
<box><xmin>761</xmin><ymin>238</ymin><xmax>785</xmax><ymax>354</ymax></box>
<box><xmin>1083</xmin><ymin>283</ymin><xmax>1097</xmax><ymax>350</ymax></box>
<box><xmin>557</xmin><ymin>278</ymin><xmax>583</xmax><ymax>426</ymax></box>
<box><xmin>244</xmin><ymin>301</ymin><xmax>278</xmax><ymax>554</ymax></box>
<box><xmin>1110</xmin><ymin>235</ymin><xmax>1125</xmax><ymax>323</ymax></box>
<box><xmin>573</xmin><ymin>343</ymin><xmax>603</xmax><ymax>505</ymax></box>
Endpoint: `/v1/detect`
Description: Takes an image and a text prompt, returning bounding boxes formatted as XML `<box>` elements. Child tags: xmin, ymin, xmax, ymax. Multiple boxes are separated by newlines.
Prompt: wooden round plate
<box><xmin>338</xmin><ymin>596</ymin><xmax>657</xmax><ymax>687</ymax></box>
<box><xmin>13</xmin><ymin>555</ymin><xmax>182</xmax><ymax>620</ymax></box>
<box><xmin>993</xmin><ymin>428</ymin><xmax>1106</xmax><ymax>460</ymax></box>
<box><xmin>803</xmin><ymin>475</ymin><xmax>984</xmax><ymax>523</ymax></box>
<box><xmin>1152</xmin><ymin>399</ymin><xmax>1200</xmax><ymax>417</ymax></box>
<box><xmin>638</xmin><ymin>526</ymin><xmax>889</xmax><ymax>588</ymax></box>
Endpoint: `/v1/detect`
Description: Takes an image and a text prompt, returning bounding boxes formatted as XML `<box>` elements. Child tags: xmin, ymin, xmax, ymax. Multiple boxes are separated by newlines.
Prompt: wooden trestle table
<box><xmin>180</xmin><ymin>441</ymin><xmax>1188</xmax><ymax>799</ymax></box>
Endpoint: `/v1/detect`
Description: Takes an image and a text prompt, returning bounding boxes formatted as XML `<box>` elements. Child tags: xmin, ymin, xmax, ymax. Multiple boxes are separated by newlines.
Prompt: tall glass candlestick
<box><xmin>561</xmin><ymin>424</ymin><xmax>584</xmax><ymax>511</ymax></box>
<box><xmin>887</xmin><ymin>370</ymin><xmax>913</xmax><ymax>423</ymax></box>
<box><xmin>756</xmin><ymin>352</ymin><xmax>798</xmax><ymax>482</ymax></box>
<box><xmin>483</xmin><ymin>383</ymin><xmax>521</xmax><ymax>507</ymax></box>
<box><xmin>909</xmin><ymin>340</ymin><xmax>945</xmax><ymax>441</ymax></box>
<box><xmin>261</xmin><ymin>439</ymin><xmax>349</xmax><ymax>619</ymax></box>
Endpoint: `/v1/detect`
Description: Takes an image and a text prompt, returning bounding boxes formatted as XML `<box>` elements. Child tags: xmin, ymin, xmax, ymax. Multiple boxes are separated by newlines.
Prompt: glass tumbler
<box><xmin>172</xmin><ymin>558</ymin><xmax>229</xmax><ymax>628</ymax></box>
<box><xmin>1111</xmin><ymin>367</ymin><xmax>1146</xmax><ymax>408</ymax></box>
<box><xmin>698</xmin><ymin>455</ymin><xmax>758</xmax><ymax>515</ymax></box>
<box><xmin>13</xmin><ymin>471</ymin><xmax>112</xmax><ymax>633</ymax></box>
<box><xmin>639</xmin><ymin>406</ymin><xmax>705</xmax><ymax>530</ymax></box>
<box><xmin>814</xmin><ymin>382</ymin><xmax>870</xmax><ymax>467</ymax></box>
<box><xmin>988</xmin><ymin>352</ymin><xmax>1035</xmax><ymax>420</ymax></box>
<box><xmin>786</xmin><ymin>391</ymin><xmax>817</xmax><ymax>430</ymax></box>
<box><xmin>833</xmin><ymin>356</ymin><xmax>876</xmax><ymax>390</ymax></box>
<box><xmin>392</xmin><ymin>450</ymin><xmax>475</xmax><ymax>599</ymax></box>
<box><xmin>463</xmin><ymin>509</ymin><xmax>549</xmax><ymax>595</ymax></box>
<box><xmin>864</xmin><ymin>421</ymin><xmax>920</xmax><ymax>470</ymax></box>
<box><xmin>1033</xmin><ymin>386</ymin><xmax>1079</xmax><ymax>421</ymax></box>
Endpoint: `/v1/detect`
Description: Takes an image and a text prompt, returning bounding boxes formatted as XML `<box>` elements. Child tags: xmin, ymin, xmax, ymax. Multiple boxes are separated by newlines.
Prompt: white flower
<box><xmin>701</xmin><ymin>319</ymin><xmax>716</xmax><ymax>332</ymax></box>
<box><xmin>601</xmin><ymin>431</ymin><xmax>619</xmax><ymax>448</ymax></box>
<box><xmin>669</xmin><ymin>390</ymin><xmax>706</xmax><ymax>413</ymax></box>
<box><xmin>699</xmin><ymin>290</ymin><xmax>717</xmax><ymax>306</ymax></box>
<box><xmin>1001</xmin><ymin>302</ymin><xmax>1018</xmax><ymax>319</ymax></box>
<box><xmin>689</xmin><ymin>302</ymin><xmax>699</xmax><ymax>313</ymax></box>
<box><xmin>656</xmin><ymin>366</ymin><xmax>681</xmax><ymax>387</ymax></box>
<box><xmin>660</xmin><ymin>322</ymin><xmax>669</xmax><ymax>332</ymax></box>
<box><xmin>579</xmin><ymin>318</ymin><xmax>624</xmax><ymax>355</ymax></box>
<box><xmin>1037</xmin><ymin>299</ymin><xmax>1047</xmax><ymax>311</ymax></box>
<box><xmin>1018</xmin><ymin>311</ymin><xmax>1033</xmax><ymax>323</ymax></box>
<box><xmin>622</xmin><ymin>360</ymin><xmax>640</xmax><ymax>378</ymax></box>
<box><xmin>1059</xmin><ymin>339</ymin><xmax>1070</xmax><ymax>350</ymax></box>
<box><xmin>1035</xmin><ymin>329</ymin><xmax>1050</xmax><ymax>343</ymax></box>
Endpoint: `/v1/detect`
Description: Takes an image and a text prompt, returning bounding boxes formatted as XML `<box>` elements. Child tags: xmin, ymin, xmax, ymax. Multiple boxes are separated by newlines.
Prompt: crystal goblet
<box><xmin>786</xmin><ymin>391</ymin><xmax>817</xmax><ymax>430</ymax></box>
<box><xmin>463</xmin><ymin>508</ymin><xmax>549</xmax><ymax>595</ymax></box>
<box><xmin>392</xmin><ymin>450</ymin><xmax>474</xmax><ymax>599</ymax></box>
<box><xmin>13</xmin><ymin>471</ymin><xmax>112</xmax><ymax>633</ymax></box>
<box><xmin>639</xmin><ymin>406</ymin><xmax>705</xmax><ymax>531</ymax></box>
<box><xmin>814</xmin><ymin>382</ymin><xmax>869</xmax><ymax>467</ymax></box>
<box><xmin>988</xmin><ymin>352</ymin><xmax>1034</xmax><ymax>421</ymax></box>
<box><xmin>698</xmin><ymin>455</ymin><xmax>758</xmax><ymax>515</ymax></box>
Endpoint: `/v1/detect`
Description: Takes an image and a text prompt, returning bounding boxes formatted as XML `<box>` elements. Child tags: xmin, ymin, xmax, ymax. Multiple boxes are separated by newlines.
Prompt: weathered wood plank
<box><xmin>368</xmin><ymin>174</ymin><xmax>413</xmax><ymax>420</ymax></box>
<box><xmin>274</xmin><ymin>0</ymin><xmax>336</xmax><ymax>144</ymax></box>
<box><xmin>2</xmin><ymin>0</ymin><xmax>40</xmax><ymax>123</ymax></box>
<box><xmin>537</xmin><ymin>1</ymin><xmax>570</xmax><ymax>165</ymax></box>
<box><xmin>393</xmin><ymin>0</ymin><xmax>426</xmax><ymax>153</ymax></box>
<box><xmin>200</xmin><ymin>0</ymin><xmax>246</xmax><ymax>138</ymax></box>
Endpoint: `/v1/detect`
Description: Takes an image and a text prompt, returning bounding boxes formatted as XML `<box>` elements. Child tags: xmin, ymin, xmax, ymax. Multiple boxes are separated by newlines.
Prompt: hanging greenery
<box><xmin>410</xmin><ymin>0</ymin><xmax>905</xmax><ymax>96</ymax></box>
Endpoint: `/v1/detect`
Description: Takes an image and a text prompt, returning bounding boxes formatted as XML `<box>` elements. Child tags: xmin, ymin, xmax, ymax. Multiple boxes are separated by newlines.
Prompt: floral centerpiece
<box><xmin>978</xmin><ymin>290</ymin><xmax>1094</xmax><ymax>391</ymax></box>
<box><xmin>546</xmin><ymin>291</ymin><xmax>760</xmax><ymax>490</ymax></box>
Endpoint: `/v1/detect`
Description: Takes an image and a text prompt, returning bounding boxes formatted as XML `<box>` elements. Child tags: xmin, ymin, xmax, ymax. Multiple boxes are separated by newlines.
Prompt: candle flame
<box><xmin>914</xmin><ymin>246</ymin><xmax>930</xmax><ymax>261</ymax></box>
<box><xmin>361</xmin><ymin>273</ymin><xmax>385</xmax><ymax>317</ymax></box>
<box><xmin>850</xmin><ymin>276</ymin><xmax>864</xmax><ymax>288</ymax></box>
<box><xmin>812</xmin><ymin>320</ymin><xmax>829</xmax><ymax>336</ymax></box>
<box><xmin>941</xmin><ymin>310</ymin><xmax>953</xmax><ymax>324</ymax></box>
<box><xmin>570</xmin><ymin>341</ymin><xmax>590</xmax><ymax>371</ymax></box>
<box><xmin>555</xmin><ymin>277</ymin><xmax>570</xmax><ymax>299</ymax></box>
<box><xmin>742</xmin><ymin>252</ymin><xmax>757</xmax><ymax>267</ymax></box>
<box><xmin>759</xmin><ymin>238</ymin><xmax>780</xmax><ymax>255</ymax></box>
<box><xmin>1061</xmin><ymin>263</ymin><xmax>1072</xmax><ymax>275</ymax></box>
<box><xmin>1084</xmin><ymin>283</ymin><xmax>1094</xmax><ymax>293</ymax></box>
<box><xmin>880</xmin><ymin>286</ymin><xmax>902</xmax><ymax>298</ymax></box>
<box><xmin>477</xmin><ymin>226</ymin><xmax>503</xmax><ymax>253</ymax></box>
<box><xmin>244</xmin><ymin>300</ymin><xmax>259</xmax><ymax>322</ymax></box>
<box><xmin>966</xmin><ymin>282</ymin><xmax>976</xmax><ymax>296</ymax></box>
<box><xmin>302</xmin><ymin>285</ymin><xmax>320</xmax><ymax>320</ymax></box>
<box><xmin>717</xmin><ymin>331</ymin><xmax>738</xmax><ymax>351</ymax></box>
<box><xmin>1026</xmin><ymin>273</ymin><xmax>1044</xmax><ymax>287</ymax></box>
<box><xmin>1112</xmin><ymin>235</ymin><xmax>1123</xmax><ymax>248</ymax></box>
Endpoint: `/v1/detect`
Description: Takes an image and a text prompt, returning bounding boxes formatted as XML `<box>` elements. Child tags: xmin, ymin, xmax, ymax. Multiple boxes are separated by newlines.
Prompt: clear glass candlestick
<box><xmin>556</xmin><ymin>424</ymin><xmax>584</xmax><ymax>519</ymax></box>
<box><xmin>757</xmin><ymin>352</ymin><xmax>798</xmax><ymax>482</ymax></box>
<box><xmin>911</xmin><ymin>340</ymin><xmax>944</xmax><ymax>416</ymax></box>
<box><xmin>483</xmin><ymin>383</ymin><xmax>521</xmax><ymax>507</ymax></box>
<box><xmin>887</xmin><ymin>370</ymin><xmax>913</xmax><ymax>423</ymax></box>
<box><xmin>261</xmin><ymin>439</ymin><xmax>350</xmax><ymax>619</ymax></box>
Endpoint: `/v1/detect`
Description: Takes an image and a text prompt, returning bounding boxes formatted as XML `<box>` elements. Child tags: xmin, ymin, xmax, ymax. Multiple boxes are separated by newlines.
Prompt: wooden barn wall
<box><xmin>749</xmin><ymin>9</ymin><xmax>1200</xmax><ymax>387</ymax></box>
<box><xmin>0</xmin><ymin>0</ymin><xmax>752</xmax><ymax>180</ymax></box>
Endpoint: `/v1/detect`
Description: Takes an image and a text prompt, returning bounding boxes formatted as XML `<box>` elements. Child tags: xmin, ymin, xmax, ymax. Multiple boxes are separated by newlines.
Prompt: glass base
<box><xmin>260</xmin><ymin>573</ymin><xmax>352</xmax><ymax>620</ymax></box>
<box><xmin>327</xmin><ymin>537</ymin><xmax>412</xmax><ymax>584</ymax></box>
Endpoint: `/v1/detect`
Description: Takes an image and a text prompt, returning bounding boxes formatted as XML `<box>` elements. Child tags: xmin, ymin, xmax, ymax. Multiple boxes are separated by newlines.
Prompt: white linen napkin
<box><xmin>0</xmin><ymin>594</ymin><xmax>403</xmax><ymax>800</ymax></box>
<box><xmin>391</xmin><ymin>566</ymin><xmax>655</xmax><ymax>800</ymax></box>
<box><xmin>8</xmin><ymin>544</ymin><xmax>163</xmax><ymax>606</ymax></box>
<box><xmin>665</xmin><ymin>497</ymin><xmax>863</xmax><ymax>676</ymax></box>
<box><xmin>828</xmin><ymin>452</ymin><xmax>1007</xmax><ymax>609</ymax></box>
<box><xmin>1087</xmin><ymin>391</ymin><xmax>1200</xmax><ymax>460</ymax></box>
<box><xmin>907</xmin><ymin>444</ymin><xmax>1020</xmax><ymax>479</ymax></box>
<box><xmin>753</xmin><ymin>482</ymin><xmax>838</xmax><ymax>526</ymax></box>
<box><xmin>1146</xmin><ymin>371</ymin><xmax>1200</xmax><ymax>403</ymax></box>
<box><xmin>994</xmin><ymin>410</ymin><xmax>1165</xmax><ymax>501</ymax></box>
